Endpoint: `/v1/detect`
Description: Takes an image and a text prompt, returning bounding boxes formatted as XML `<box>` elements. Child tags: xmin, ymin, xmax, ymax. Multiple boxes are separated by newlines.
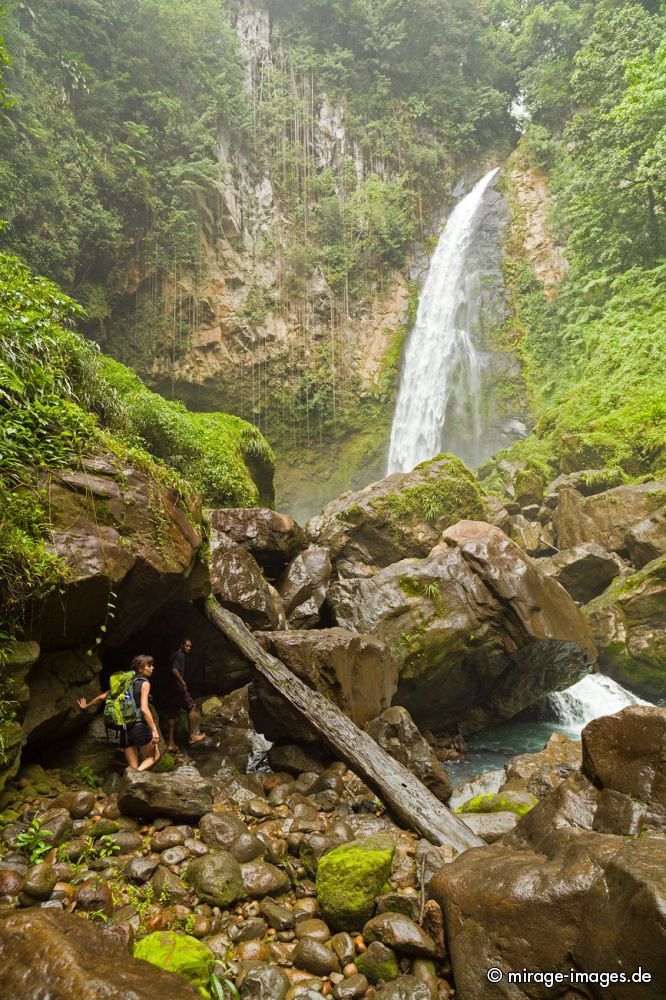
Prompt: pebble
<box><xmin>229</xmin><ymin>917</ymin><xmax>267</xmax><ymax>941</ymax></box>
<box><xmin>160</xmin><ymin>845</ymin><xmax>189</xmax><ymax>866</ymax></box>
<box><xmin>246</xmin><ymin>798</ymin><xmax>273</xmax><ymax>818</ymax></box>
<box><xmin>293</xmin><ymin>938</ymin><xmax>341</xmax><ymax>977</ymax></box>
<box><xmin>39</xmin><ymin>809</ymin><xmax>73</xmax><ymax>846</ymax></box>
<box><xmin>23</xmin><ymin>863</ymin><xmax>58</xmax><ymax>901</ymax></box>
<box><xmin>151</xmin><ymin>827</ymin><xmax>186</xmax><ymax>851</ymax></box>
<box><xmin>75</xmin><ymin>876</ymin><xmax>113</xmax><ymax>916</ymax></box>
<box><xmin>295</xmin><ymin>918</ymin><xmax>331</xmax><ymax>943</ymax></box>
<box><xmin>332</xmin><ymin>974</ymin><xmax>369</xmax><ymax>999</ymax></box>
<box><xmin>363</xmin><ymin>913</ymin><xmax>436</xmax><ymax>957</ymax></box>
<box><xmin>330</xmin><ymin>933</ymin><xmax>355</xmax><ymax>965</ymax></box>
<box><xmin>230</xmin><ymin>831</ymin><xmax>265</xmax><ymax>863</ymax></box>
<box><xmin>241</xmin><ymin>861</ymin><xmax>290</xmax><ymax>898</ymax></box>
<box><xmin>261</xmin><ymin>897</ymin><xmax>295</xmax><ymax>930</ymax></box>
<box><xmin>52</xmin><ymin>791</ymin><xmax>96</xmax><ymax>819</ymax></box>
<box><xmin>184</xmin><ymin>837</ymin><xmax>208</xmax><ymax>856</ymax></box>
<box><xmin>109</xmin><ymin>831</ymin><xmax>143</xmax><ymax>854</ymax></box>
<box><xmin>236</xmin><ymin>939</ymin><xmax>271</xmax><ymax>962</ymax></box>
<box><xmin>0</xmin><ymin>869</ymin><xmax>23</xmax><ymax>897</ymax></box>
<box><xmin>124</xmin><ymin>856</ymin><xmax>159</xmax><ymax>884</ymax></box>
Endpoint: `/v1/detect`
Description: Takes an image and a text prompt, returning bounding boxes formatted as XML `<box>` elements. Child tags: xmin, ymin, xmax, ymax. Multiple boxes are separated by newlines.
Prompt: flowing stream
<box><xmin>387</xmin><ymin>168</ymin><xmax>501</xmax><ymax>474</ymax></box>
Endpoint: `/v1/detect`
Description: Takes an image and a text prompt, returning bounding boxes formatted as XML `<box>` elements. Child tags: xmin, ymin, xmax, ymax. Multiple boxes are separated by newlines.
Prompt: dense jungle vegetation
<box><xmin>494</xmin><ymin>0</ymin><xmax>665</xmax><ymax>483</ymax></box>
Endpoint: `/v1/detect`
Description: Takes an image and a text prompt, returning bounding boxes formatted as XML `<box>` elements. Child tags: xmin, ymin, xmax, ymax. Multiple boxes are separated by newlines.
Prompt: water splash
<box><xmin>545</xmin><ymin>674</ymin><xmax>651</xmax><ymax>733</ymax></box>
<box><xmin>387</xmin><ymin>168</ymin><xmax>500</xmax><ymax>474</ymax></box>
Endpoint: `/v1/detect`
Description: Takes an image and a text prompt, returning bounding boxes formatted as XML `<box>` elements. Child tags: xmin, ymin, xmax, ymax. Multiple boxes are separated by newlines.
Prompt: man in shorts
<box><xmin>166</xmin><ymin>638</ymin><xmax>206</xmax><ymax>749</ymax></box>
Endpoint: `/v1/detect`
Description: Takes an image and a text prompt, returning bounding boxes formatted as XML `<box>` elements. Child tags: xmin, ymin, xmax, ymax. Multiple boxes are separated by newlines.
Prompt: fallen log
<box><xmin>204</xmin><ymin>597</ymin><xmax>483</xmax><ymax>853</ymax></box>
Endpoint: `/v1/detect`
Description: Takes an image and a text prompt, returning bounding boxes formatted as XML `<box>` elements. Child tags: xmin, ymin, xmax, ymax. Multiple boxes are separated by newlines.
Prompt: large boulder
<box><xmin>316</xmin><ymin>834</ymin><xmax>396</xmax><ymax>931</ymax></box>
<box><xmin>278</xmin><ymin>545</ymin><xmax>332</xmax><ymax>628</ymax></box>
<box><xmin>34</xmin><ymin>454</ymin><xmax>201</xmax><ymax>651</ymax></box>
<box><xmin>585</xmin><ymin>555</ymin><xmax>666</xmax><ymax>700</ymax></box>
<box><xmin>430</xmin><ymin>707</ymin><xmax>666</xmax><ymax>999</ymax></box>
<box><xmin>207</xmin><ymin>508</ymin><xmax>306</xmax><ymax>579</ymax></box>
<box><xmin>625</xmin><ymin>507</ymin><xmax>666</xmax><ymax>568</ymax></box>
<box><xmin>117</xmin><ymin>766</ymin><xmax>213</xmax><ymax>820</ymax></box>
<box><xmin>22</xmin><ymin>650</ymin><xmax>102</xmax><ymax>745</ymax></box>
<box><xmin>535</xmin><ymin>543</ymin><xmax>621</xmax><ymax>604</ymax></box>
<box><xmin>431</xmin><ymin>832</ymin><xmax>666</xmax><ymax>1000</ymax></box>
<box><xmin>208</xmin><ymin>531</ymin><xmax>285</xmax><ymax>630</ymax></box>
<box><xmin>0</xmin><ymin>909</ymin><xmax>200</xmax><ymax>998</ymax></box>
<box><xmin>552</xmin><ymin>479</ymin><xmax>666</xmax><ymax>556</ymax></box>
<box><xmin>252</xmin><ymin>628</ymin><xmax>398</xmax><ymax>742</ymax></box>
<box><xmin>365</xmin><ymin>707</ymin><xmax>452</xmax><ymax>802</ymax></box>
<box><xmin>307</xmin><ymin>454</ymin><xmax>486</xmax><ymax>574</ymax></box>
<box><xmin>582</xmin><ymin>705</ymin><xmax>666</xmax><ymax>819</ymax></box>
<box><xmin>329</xmin><ymin>521</ymin><xmax>596</xmax><ymax>733</ymax></box>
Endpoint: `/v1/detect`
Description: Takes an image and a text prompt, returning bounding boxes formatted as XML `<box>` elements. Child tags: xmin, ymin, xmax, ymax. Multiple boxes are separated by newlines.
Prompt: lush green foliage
<box><xmin>14</xmin><ymin>817</ymin><xmax>52</xmax><ymax>864</ymax></box>
<box><xmin>490</xmin><ymin>0</ymin><xmax>666</xmax><ymax>484</ymax></box>
<box><xmin>0</xmin><ymin>0</ymin><xmax>246</xmax><ymax>289</ymax></box>
<box><xmin>100</xmin><ymin>358</ymin><xmax>275</xmax><ymax>507</ymax></box>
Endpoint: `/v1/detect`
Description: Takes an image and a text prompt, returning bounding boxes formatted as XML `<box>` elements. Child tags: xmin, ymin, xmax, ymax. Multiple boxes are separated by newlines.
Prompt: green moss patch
<box><xmin>134</xmin><ymin>931</ymin><xmax>214</xmax><ymax>995</ymax></box>
<box><xmin>375</xmin><ymin>454</ymin><xmax>486</xmax><ymax>529</ymax></box>
<box><xmin>316</xmin><ymin>834</ymin><xmax>395</xmax><ymax>931</ymax></box>
<box><xmin>100</xmin><ymin>358</ymin><xmax>274</xmax><ymax>508</ymax></box>
<box><xmin>456</xmin><ymin>791</ymin><xmax>537</xmax><ymax>816</ymax></box>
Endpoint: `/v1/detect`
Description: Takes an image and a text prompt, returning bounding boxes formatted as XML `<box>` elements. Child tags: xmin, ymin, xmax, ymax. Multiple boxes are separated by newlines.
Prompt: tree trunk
<box><xmin>204</xmin><ymin>598</ymin><xmax>483</xmax><ymax>853</ymax></box>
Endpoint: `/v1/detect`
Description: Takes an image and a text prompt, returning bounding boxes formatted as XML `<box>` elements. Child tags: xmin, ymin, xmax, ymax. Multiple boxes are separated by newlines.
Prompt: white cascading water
<box><xmin>546</xmin><ymin>674</ymin><xmax>651</xmax><ymax>732</ymax></box>
<box><xmin>387</xmin><ymin>167</ymin><xmax>500</xmax><ymax>474</ymax></box>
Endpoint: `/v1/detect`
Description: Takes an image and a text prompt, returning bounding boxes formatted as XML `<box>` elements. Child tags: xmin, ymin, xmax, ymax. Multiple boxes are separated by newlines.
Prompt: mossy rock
<box><xmin>585</xmin><ymin>555</ymin><xmax>666</xmax><ymax>700</ymax></box>
<box><xmin>316</xmin><ymin>834</ymin><xmax>395</xmax><ymax>931</ymax></box>
<box><xmin>134</xmin><ymin>931</ymin><xmax>214</xmax><ymax>995</ymax></box>
<box><xmin>456</xmin><ymin>791</ymin><xmax>537</xmax><ymax>817</ymax></box>
<box><xmin>152</xmin><ymin>752</ymin><xmax>176</xmax><ymax>774</ymax></box>
<box><xmin>355</xmin><ymin>940</ymin><xmax>399</xmax><ymax>984</ymax></box>
<box><xmin>185</xmin><ymin>852</ymin><xmax>244</xmax><ymax>908</ymax></box>
<box><xmin>311</xmin><ymin>453</ymin><xmax>486</xmax><ymax>569</ymax></box>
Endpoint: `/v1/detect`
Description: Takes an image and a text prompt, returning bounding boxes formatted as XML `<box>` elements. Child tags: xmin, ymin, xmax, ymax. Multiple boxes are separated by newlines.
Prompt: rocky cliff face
<box><xmin>1</xmin><ymin>453</ymin><xmax>202</xmax><ymax>791</ymax></box>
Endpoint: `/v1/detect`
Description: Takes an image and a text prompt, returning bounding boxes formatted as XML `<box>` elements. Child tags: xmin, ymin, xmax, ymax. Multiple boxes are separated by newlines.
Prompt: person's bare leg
<box><xmin>124</xmin><ymin>746</ymin><xmax>139</xmax><ymax>770</ymax></box>
<box><xmin>188</xmin><ymin>707</ymin><xmax>205</xmax><ymax>743</ymax></box>
<box><xmin>167</xmin><ymin>718</ymin><xmax>177</xmax><ymax>750</ymax></box>
<box><xmin>138</xmin><ymin>740</ymin><xmax>160</xmax><ymax>772</ymax></box>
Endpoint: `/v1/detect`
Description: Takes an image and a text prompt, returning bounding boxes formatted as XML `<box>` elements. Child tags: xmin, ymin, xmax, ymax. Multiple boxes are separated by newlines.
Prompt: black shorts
<box><xmin>119</xmin><ymin>722</ymin><xmax>152</xmax><ymax>749</ymax></box>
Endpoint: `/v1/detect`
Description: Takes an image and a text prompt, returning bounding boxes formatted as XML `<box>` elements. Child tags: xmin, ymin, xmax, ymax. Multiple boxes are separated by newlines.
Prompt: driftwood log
<box><xmin>204</xmin><ymin>597</ymin><xmax>482</xmax><ymax>853</ymax></box>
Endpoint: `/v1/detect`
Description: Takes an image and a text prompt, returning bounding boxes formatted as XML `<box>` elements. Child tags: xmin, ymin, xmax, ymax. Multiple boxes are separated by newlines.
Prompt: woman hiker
<box><xmin>78</xmin><ymin>654</ymin><xmax>161</xmax><ymax>772</ymax></box>
<box><xmin>165</xmin><ymin>638</ymin><xmax>206</xmax><ymax>750</ymax></box>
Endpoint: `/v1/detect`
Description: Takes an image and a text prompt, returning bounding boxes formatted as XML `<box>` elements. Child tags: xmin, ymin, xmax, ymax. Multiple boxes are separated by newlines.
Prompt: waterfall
<box><xmin>545</xmin><ymin>674</ymin><xmax>651</xmax><ymax>732</ymax></box>
<box><xmin>387</xmin><ymin>168</ymin><xmax>501</xmax><ymax>474</ymax></box>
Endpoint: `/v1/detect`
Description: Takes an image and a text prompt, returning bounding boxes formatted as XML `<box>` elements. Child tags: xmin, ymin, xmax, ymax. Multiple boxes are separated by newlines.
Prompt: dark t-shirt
<box><xmin>169</xmin><ymin>649</ymin><xmax>186</xmax><ymax>679</ymax></box>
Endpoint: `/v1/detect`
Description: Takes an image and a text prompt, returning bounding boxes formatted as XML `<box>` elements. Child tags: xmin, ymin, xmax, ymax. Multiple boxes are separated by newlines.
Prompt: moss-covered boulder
<box><xmin>585</xmin><ymin>555</ymin><xmax>666</xmax><ymax>700</ymax></box>
<box><xmin>185</xmin><ymin>852</ymin><xmax>244</xmax><ymax>907</ymax></box>
<box><xmin>456</xmin><ymin>790</ymin><xmax>537</xmax><ymax>817</ymax></box>
<box><xmin>307</xmin><ymin>454</ymin><xmax>486</xmax><ymax>572</ymax></box>
<box><xmin>101</xmin><ymin>357</ymin><xmax>274</xmax><ymax>508</ymax></box>
<box><xmin>134</xmin><ymin>932</ymin><xmax>214</xmax><ymax>994</ymax></box>
<box><xmin>316</xmin><ymin>834</ymin><xmax>395</xmax><ymax>931</ymax></box>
